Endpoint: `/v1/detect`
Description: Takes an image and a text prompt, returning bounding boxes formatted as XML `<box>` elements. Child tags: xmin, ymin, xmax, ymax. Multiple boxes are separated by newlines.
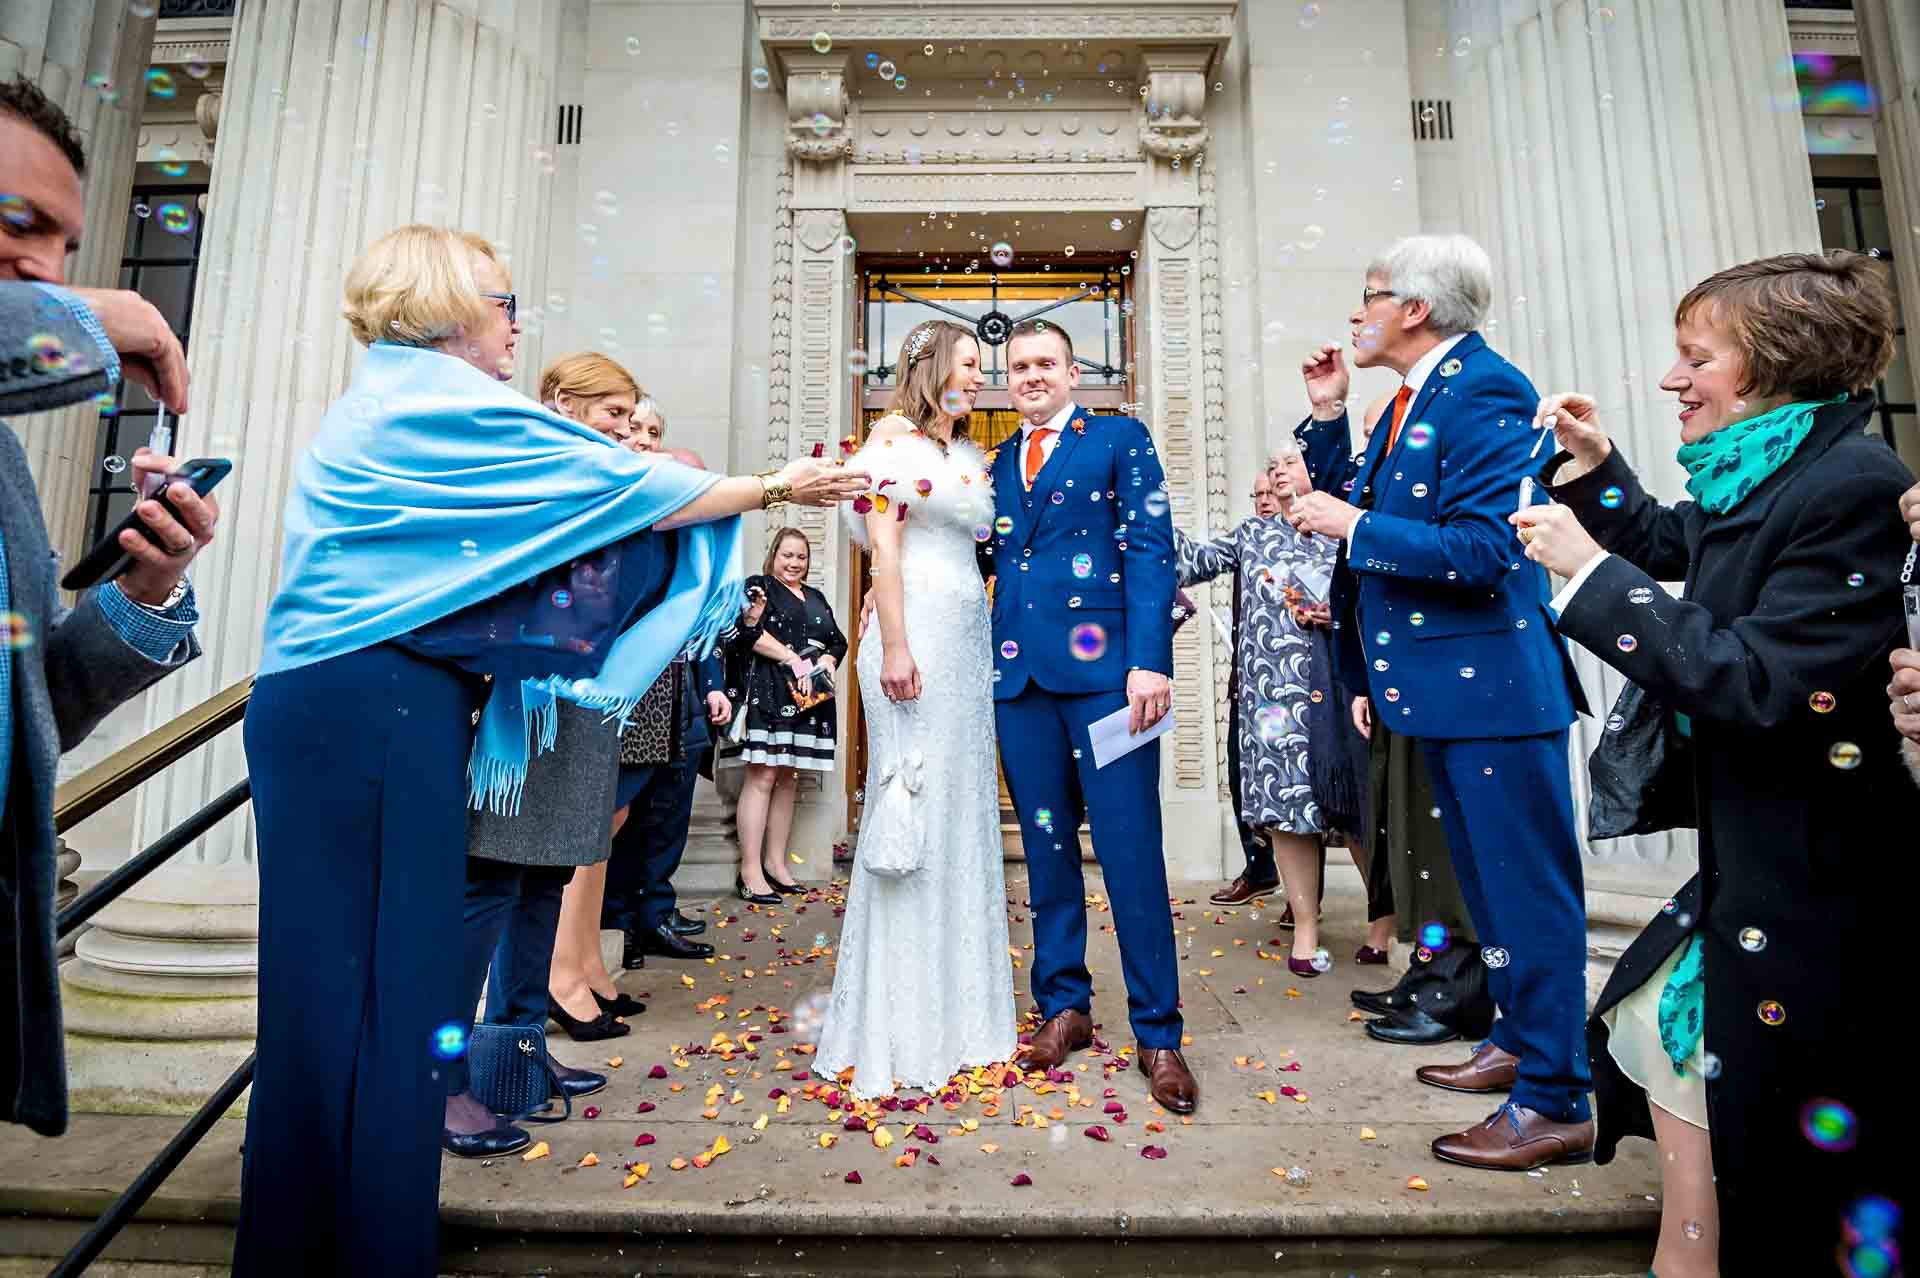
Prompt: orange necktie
<box><xmin>1385</xmin><ymin>384</ymin><xmax>1413</xmax><ymax>453</ymax></box>
<box><xmin>1024</xmin><ymin>427</ymin><xmax>1057</xmax><ymax>489</ymax></box>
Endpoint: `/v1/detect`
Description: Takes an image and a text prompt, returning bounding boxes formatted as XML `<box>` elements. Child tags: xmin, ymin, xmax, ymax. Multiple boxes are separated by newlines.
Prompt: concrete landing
<box><xmin>0</xmin><ymin>868</ymin><xmax>1660</xmax><ymax>1276</ymax></box>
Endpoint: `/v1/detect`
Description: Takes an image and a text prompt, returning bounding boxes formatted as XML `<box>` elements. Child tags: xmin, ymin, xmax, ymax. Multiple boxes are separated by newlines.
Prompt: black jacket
<box><xmin>1544</xmin><ymin>394</ymin><xmax>1914</xmax><ymax>1272</ymax></box>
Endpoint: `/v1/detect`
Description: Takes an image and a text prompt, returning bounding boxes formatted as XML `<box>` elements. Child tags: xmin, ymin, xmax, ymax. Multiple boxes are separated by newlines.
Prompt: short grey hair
<box><xmin>1366</xmin><ymin>234</ymin><xmax>1493</xmax><ymax>337</ymax></box>
<box><xmin>633</xmin><ymin>396</ymin><xmax>667</xmax><ymax>431</ymax></box>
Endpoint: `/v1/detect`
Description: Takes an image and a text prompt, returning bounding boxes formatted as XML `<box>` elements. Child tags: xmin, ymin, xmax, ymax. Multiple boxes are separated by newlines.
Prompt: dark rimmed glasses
<box><xmin>1361</xmin><ymin>286</ymin><xmax>1400</xmax><ymax>307</ymax></box>
<box><xmin>480</xmin><ymin>290</ymin><xmax>517</xmax><ymax>324</ymax></box>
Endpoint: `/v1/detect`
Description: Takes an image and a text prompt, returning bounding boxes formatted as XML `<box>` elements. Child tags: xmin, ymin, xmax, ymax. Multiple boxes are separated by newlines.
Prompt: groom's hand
<box><xmin>1127</xmin><ymin>668</ymin><xmax>1172</xmax><ymax>735</ymax></box>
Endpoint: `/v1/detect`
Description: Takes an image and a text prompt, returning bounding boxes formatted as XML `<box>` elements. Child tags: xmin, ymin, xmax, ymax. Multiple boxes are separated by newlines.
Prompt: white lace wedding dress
<box><xmin>813</xmin><ymin>422</ymin><xmax>1018</xmax><ymax>1098</ymax></box>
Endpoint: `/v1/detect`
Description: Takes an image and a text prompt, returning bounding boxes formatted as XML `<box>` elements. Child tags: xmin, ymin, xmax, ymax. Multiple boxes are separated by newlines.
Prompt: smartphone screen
<box><xmin>1905</xmin><ymin>583</ymin><xmax>1920</xmax><ymax>651</ymax></box>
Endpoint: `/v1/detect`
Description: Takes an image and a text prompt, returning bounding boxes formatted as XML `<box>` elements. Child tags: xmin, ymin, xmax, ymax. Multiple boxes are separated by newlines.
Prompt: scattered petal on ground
<box><xmin>522</xmin><ymin>1142</ymin><xmax>550</xmax><ymax>1162</ymax></box>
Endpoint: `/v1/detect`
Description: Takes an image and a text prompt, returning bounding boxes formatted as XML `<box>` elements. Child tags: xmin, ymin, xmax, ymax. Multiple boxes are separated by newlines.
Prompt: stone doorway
<box><xmin>840</xmin><ymin>253</ymin><xmax>1140</xmax><ymax>847</ymax></box>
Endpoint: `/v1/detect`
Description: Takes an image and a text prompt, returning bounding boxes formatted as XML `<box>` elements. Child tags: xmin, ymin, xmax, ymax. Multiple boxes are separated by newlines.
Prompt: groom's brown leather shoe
<box><xmin>1022</xmin><ymin>1010</ymin><xmax>1093</xmax><ymax>1071</ymax></box>
<box><xmin>1431</xmin><ymin>1103</ymin><xmax>1594</xmax><ymax>1171</ymax></box>
<box><xmin>1136</xmin><ymin>1048</ymin><xmax>1198</xmax><ymax>1114</ymax></box>
<box><xmin>1414</xmin><ymin>1041</ymin><xmax>1518</xmax><ymax>1094</ymax></box>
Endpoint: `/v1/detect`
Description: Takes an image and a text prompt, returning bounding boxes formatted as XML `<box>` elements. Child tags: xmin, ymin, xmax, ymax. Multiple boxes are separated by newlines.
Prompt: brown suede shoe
<box><xmin>1136</xmin><ymin>1048</ymin><xmax>1198</xmax><ymax>1114</ymax></box>
<box><xmin>1414</xmin><ymin>1041</ymin><xmax>1518</xmax><ymax>1094</ymax></box>
<box><xmin>1209</xmin><ymin>874</ymin><xmax>1280</xmax><ymax>906</ymax></box>
<box><xmin>1022</xmin><ymin>1009</ymin><xmax>1093</xmax><ymax>1071</ymax></box>
<box><xmin>1432</xmin><ymin>1103</ymin><xmax>1594</xmax><ymax>1171</ymax></box>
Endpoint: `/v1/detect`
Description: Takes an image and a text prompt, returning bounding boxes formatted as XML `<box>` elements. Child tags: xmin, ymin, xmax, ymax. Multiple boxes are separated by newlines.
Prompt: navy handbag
<box><xmin>466</xmin><ymin>1021</ymin><xmax>571</xmax><ymax>1122</ymax></box>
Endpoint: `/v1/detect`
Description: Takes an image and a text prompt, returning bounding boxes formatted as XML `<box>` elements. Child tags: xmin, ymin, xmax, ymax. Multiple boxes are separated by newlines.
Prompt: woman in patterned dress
<box><xmin>1175</xmin><ymin>448</ymin><xmax>1339</xmax><ymax>977</ymax></box>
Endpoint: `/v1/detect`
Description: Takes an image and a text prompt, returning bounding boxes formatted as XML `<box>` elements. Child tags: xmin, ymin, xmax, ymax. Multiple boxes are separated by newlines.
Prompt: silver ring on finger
<box><xmin>1906</xmin><ymin>693</ymin><xmax>1920</xmax><ymax>711</ymax></box>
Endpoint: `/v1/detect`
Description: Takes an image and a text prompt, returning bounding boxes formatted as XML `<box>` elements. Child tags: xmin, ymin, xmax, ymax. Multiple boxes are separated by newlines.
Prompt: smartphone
<box><xmin>60</xmin><ymin>457</ymin><xmax>231</xmax><ymax>592</ymax></box>
<box><xmin>1905</xmin><ymin>582</ymin><xmax>1920</xmax><ymax>651</ymax></box>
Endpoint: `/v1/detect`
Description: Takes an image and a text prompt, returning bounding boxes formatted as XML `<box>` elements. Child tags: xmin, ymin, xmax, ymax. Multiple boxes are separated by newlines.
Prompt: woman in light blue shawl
<box><xmin>234</xmin><ymin>225</ymin><xmax>866</xmax><ymax>1278</ymax></box>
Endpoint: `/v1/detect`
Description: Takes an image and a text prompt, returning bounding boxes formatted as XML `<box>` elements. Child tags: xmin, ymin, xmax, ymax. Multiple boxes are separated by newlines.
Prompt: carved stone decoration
<box><xmin>194</xmin><ymin>81</ymin><xmax>223</xmax><ymax>151</ymax></box>
<box><xmin>1140</xmin><ymin>64</ymin><xmax>1210</xmax><ymax>160</ymax></box>
<box><xmin>759</xmin><ymin>11</ymin><xmax>1236</xmax><ymax>43</ymax></box>
<box><xmin>1198</xmin><ymin>165</ymin><xmax>1233</xmax><ymax>793</ymax></box>
<box><xmin>849</xmin><ymin>166</ymin><xmax>1140</xmax><ymax>211</ymax></box>
<box><xmin>796</xmin><ymin>208</ymin><xmax>846</xmax><ymax>254</ymax></box>
<box><xmin>785</xmin><ymin>59</ymin><xmax>853</xmax><ymax>163</ymax></box>
<box><xmin>768</xmin><ymin>162</ymin><xmax>795</xmax><ymax>466</ymax></box>
<box><xmin>1148</xmin><ymin>206</ymin><xmax>1198</xmax><ymax>251</ymax></box>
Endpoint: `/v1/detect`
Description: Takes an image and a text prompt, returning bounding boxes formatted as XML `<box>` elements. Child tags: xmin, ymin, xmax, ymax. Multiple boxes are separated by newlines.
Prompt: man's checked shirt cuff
<box><xmin>97</xmin><ymin>580</ymin><xmax>199</xmax><ymax>662</ymax></box>
<box><xmin>34</xmin><ymin>283</ymin><xmax>122</xmax><ymax>387</ymax></box>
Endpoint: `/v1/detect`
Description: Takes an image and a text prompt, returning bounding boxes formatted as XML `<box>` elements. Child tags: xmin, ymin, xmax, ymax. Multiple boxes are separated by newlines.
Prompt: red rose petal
<box><xmin>635</xmin><ymin>1102</ymin><xmax>656</xmax><ymax>1114</ymax></box>
<box><xmin>634</xmin><ymin>1133</ymin><xmax>656</xmax><ymax>1147</ymax></box>
<box><xmin>844</xmin><ymin>1170</ymin><xmax>863</xmax><ymax>1184</ymax></box>
<box><xmin>648</xmin><ymin>1065</ymin><xmax>668</xmax><ymax>1079</ymax></box>
<box><xmin>911</xmin><ymin>1124</ymin><xmax>938</xmax><ymax>1143</ymax></box>
<box><xmin>1141</xmin><ymin>1145</ymin><xmax>1168</xmax><ymax>1160</ymax></box>
<box><xmin>583</xmin><ymin>1106</ymin><xmax>601</xmax><ymax>1119</ymax></box>
<box><xmin>1103</xmin><ymin>1102</ymin><xmax>1125</xmax><ymax>1115</ymax></box>
<box><xmin>1011</xmin><ymin>1173</ymin><xmax>1033</xmax><ymax>1187</ymax></box>
<box><xmin>1084</xmin><ymin>1125</ymin><xmax>1111</xmax><ymax>1142</ymax></box>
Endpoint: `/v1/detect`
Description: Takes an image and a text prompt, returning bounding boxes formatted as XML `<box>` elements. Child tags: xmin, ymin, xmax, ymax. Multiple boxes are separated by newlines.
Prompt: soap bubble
<box><xmin>847</xmin><ymin>350</ymin><xmax>869</xmax><ymax>376</ymax></box>
<box><xmin>1071</xmin><ymin>553</ymin><xmax>1093</xmax><ymax>578</ymax></box>
<box><xmin>551</xmin><ymin>590</ymin><xmax>572</xmax><ymax>609</ymax></box>
<box><xmin>990</xmin><ymin>241</ymin><xmax>1014</xmax><ymax>267</ymax></box>
<box><xmin>1404</xmin><ymin>423</ymin><xmax>1434</xmax><ymax>449</ymax></box>
<box><xmin>1308</xmin><ymin>948</ymin><xmax>1331</xmax><ymax>973</ymax></box>
<box><xmin>811</xmin><ymin>31</ymin><xmax>833</xmax><ymax>53</ymax></box>
<box><xmin>1000</xmin><ymin>640</ymin><xmax>1020</xmax><ymax>660</ymax></box>
<box><xmin>1827</xmin><ymin>741</ymin><xmax>1861</xmax><ymax>770</ymax></box>
<box><xmin>144</xmin><ymin>68</ymin><xmax>176</xmax><ymax>99</ymax></box>
<box><xmin>1738</xmin><ymin>926</ymin><xmax>1767</xmax><ymax>952</ymax></box>
<box><xmin>878</xmin><ymin>59</ymin><xmax>896</xmax><ymax>79</ymax></box>
<box><xmin>1069</xmin><ymin>624</ymin><xmax>1107</xmax><ymax>660</ymax></box>
<box><xmin>155</xmin><ymin>148</ymin><xmax>188</xmax><ymax>178</ymax></box>
<box><xmin>1253</xmin><ymin>704</ymin><xmax>1290</xmax><ymax>746</ymax></box>
<box><xmin>431</xmin><ymin>1021</ymin><xmax>468</xmax><ymax>1060</ymax></box>
<box><xmin>158</xmin><ymin>202</ymin><xmax>194</xmax><ymax>235</ymax></box>
<box><xmin>102</xmin><ymin>454</ymin><xmax>128</xmax><ymax>475</ymax></box>
<box><xmin>751</xmin><ymin>67</ymin><xmax>771</xmax><ymax>89</ymax></box>
<box><xmin>26</xmin><ymin>333</ymin><xmax>67</xmax><ymax>372</ymax></box>
<box><xmin>941</xmin><ymin>388</ymin><xmax>969</xmax><ymax>415</ymax></box>
<box><xmin>1599</xmin><ymin>486</ymin><xmax>1624</xmax><ymax>508</ymax></box>
<box><xmin>1616</xmin><ymin>634</ymin><xmax>1638</xmax><ymax>653</ymax></box>
<box><xmin>788</xmin><ymin>990</ymin><xmax>831</xmax><ymax>1042</ymax></box>
<box><xmin>1800</xmin><ymin>1099</ymin><xmax>1857</xmax><ymax>1152</ymax></box>
<box><xmin>625</xmin><ymin>35</ymin><xmax>642</xmax><ymax>55</ymax></box>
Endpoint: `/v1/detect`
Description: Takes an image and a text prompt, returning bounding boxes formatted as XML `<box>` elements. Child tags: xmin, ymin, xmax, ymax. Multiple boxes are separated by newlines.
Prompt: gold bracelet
<box><xmin>757</xmin><ymin>470</ymin><xmax>794</xmax><ymax>509</ymax></box>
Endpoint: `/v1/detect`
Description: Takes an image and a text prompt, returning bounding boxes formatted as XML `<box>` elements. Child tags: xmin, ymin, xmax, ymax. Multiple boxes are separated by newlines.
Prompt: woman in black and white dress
<box><xmin>723</xmin><ymin>528</ymin><xmax>846</xmax><ymax>902</ymax></box>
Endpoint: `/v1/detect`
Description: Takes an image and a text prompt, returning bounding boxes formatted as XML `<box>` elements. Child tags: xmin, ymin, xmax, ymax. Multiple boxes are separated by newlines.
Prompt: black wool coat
<box><xmin>1543</xmin><ymin>394</ymin><xmax>1914</xmax><ymax>1274</ymax></box>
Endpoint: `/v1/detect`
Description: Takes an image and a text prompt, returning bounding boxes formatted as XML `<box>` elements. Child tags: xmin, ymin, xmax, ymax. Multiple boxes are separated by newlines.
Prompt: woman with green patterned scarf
<box><xmin>1513</xmin><ymin>251</ymin><xmax>1912</xmax><ymax>1278</ymax></box>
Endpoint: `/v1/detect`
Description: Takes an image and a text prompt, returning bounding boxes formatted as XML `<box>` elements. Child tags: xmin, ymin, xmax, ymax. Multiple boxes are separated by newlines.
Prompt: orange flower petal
<box><xmin>577</xmin><ymin>1152</ymin><xmax>599</xmax><ymax>1168</ymax></box>
<box><xmin>522</xmin><ymin>1141</ymin><xmax>550</xmax><ymax>1162</ymax></box>
<box><xmin>1407</xmin><ymin>1175</ymin><xmax>1429</xmax><ymax>1191</ymax></box>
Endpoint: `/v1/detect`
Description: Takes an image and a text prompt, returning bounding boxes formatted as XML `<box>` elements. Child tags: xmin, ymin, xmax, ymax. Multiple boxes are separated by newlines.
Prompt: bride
<box><xmin>813</xmin><ymin>320</ymin><xmax>1017</xmax><ymax>1097</ymax></box>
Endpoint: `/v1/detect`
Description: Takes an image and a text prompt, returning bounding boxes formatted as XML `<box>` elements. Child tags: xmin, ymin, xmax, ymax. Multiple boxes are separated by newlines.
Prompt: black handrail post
<box><xmin>57</xmin><ymin>779</ymin><xmax>251</xmax><ymax>940</ymax></box>
<box><xmin>47</xmin><ymin>1052</ymin><xmax>256</xmax><ymax>1278</ymax></box>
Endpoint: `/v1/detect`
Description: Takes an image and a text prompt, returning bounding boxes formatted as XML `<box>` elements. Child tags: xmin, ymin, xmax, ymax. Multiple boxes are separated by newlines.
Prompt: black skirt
<box><xmin>722</xmin><ymin>578</ymin><xmax>845</xmax><ymax>773</ymax></box>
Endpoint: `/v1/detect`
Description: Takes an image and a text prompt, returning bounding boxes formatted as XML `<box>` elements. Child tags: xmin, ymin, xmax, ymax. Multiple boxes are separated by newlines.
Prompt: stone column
<box><xmin>766</xmin><ymin>46</ymin><xmax>856</xmax><ymax>875</ymax></box>
<box><xmin>63</xmin><ymin>0</ymin><xmax>563</xmax><ymax>1114</ymax></box>
<box><xmin>1856</xmin><ymin>0</ymin><xmax>1920</xmax><ymax>465</ymax></box>
<box><xmin>0</xmin><ymin>0</ymin><xmax>157</xmax><ymax>566</ymax></box>
<box><xmin>1446</xmin><ymin>0</ymin><xmax>1822</xmax><ymax>990</ymax></box>
<box><xmin>1135</xmin><ymin>49</ymin><xmax>1229</xmax><ymax>880</ymax></box>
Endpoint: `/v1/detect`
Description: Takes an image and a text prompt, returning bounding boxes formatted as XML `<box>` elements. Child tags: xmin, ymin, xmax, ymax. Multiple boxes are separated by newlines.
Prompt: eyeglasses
<box><xmin>1361</xmin><ymin>286</ymin><xmax>1401</xmax><ymax>307</ymax></box>
<box><xmin>480</xmin><ymin>291</ymin><xmax>517</xmax><ymax>324</ymax></box>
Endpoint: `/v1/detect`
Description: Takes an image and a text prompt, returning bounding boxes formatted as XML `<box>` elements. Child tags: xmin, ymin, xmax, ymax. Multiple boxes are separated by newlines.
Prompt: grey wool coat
<box><xmin>1</xmin><ymin>283</ymin><xmax>201</xmax><ymax>1136</ymax></box>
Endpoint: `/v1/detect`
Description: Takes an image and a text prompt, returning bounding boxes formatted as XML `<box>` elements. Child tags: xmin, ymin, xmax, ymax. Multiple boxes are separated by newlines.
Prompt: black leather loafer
<box><xmin>665</xmin><ymin>909</ymin><xmax>707</xmax><ymax>936</ymax></box>
<box><xmin>1364</xmin><ymin>1005</ymin><xmax>1465</xmax><ymax>1046</ymax></box>
<box><xmin>641</xmin><ymin>923</ymin><xmax>715</xmax><ymax>960</ymax></box>
<box><xmin>442</xmin><ymin>1121</ymin><xmax>531</xmax><ymax>1159</ymax></box>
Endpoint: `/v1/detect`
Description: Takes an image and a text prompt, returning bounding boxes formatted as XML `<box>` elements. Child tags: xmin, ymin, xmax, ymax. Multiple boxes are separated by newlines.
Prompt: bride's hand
<box><xmin>880</xmin><ymin>646</ymin><xmax>922</xmax><ymax>702</ymax></box>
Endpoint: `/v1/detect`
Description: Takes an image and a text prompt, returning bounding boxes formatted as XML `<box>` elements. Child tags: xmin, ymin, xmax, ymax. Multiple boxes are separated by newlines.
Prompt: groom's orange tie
<box><xmin>1024</xmin><ymin>427</ymin><xmax>1057</xmax><ymax>489</ymax></box>
<box><xmin>1386</xmin><ymin>384</ymin><xmax>1413</xmax><ymax>453</ymax></box>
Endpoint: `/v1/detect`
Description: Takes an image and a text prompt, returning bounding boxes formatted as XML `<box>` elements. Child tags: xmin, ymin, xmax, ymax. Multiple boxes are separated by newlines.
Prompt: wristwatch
<box><xmin>757</xmin><ymin>470</ymin><xmax>794</xmax><ymax>509</ymax></box>
<box><xmin>130</xmin><ymin>576</ymin><xmax>191</xmax><ymax>614</ymax></box>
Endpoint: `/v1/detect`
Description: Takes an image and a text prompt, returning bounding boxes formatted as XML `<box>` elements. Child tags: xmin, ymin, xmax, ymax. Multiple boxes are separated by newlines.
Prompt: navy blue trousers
<box><xmin>237</xmin><ymin>644</ymin><xmax>478</xmax><ymax>1278</ymax></box>
<box><xmin>995</xmin><ymin>684</ymin><xmax>1182</xmax><ymax>1049</ymax></box>
<box><xmin>1420</xmin><ymin>730</ymin><xmax>1593</xmax><ymax>1122</ymax></box>
<box><xmin>602</xmin><ymin>753</ymin><xmax>700</xmax><ymax>934</ymax></box>
<box><xmin>443</xmin><ymin>858</ymin><xmax>571</xmax><ymax>1094</ymax></box>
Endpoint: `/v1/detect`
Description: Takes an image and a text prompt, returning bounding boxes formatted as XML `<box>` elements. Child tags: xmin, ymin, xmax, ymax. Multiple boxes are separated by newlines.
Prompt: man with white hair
<box><xmin>1286</xmin><ymin>234</ymin><xmax>1593</xmax><ymax>1172</ymax></box>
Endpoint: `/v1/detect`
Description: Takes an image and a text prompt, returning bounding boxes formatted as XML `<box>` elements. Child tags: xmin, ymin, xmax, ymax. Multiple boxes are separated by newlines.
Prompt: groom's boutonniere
<box><xmin>1071</xmin><ymin>417</ymin><xmax>1087</xmax><ymax>435</ymax></box>
<box><xmin>983</xmin><ymin>447</ymin><xmax>1000</xmax><ymax>466</ymax></box>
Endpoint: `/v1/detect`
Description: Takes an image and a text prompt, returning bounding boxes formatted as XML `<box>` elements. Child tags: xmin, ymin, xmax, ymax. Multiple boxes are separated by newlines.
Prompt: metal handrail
<box><xmin>46</xmin><ymin>675</ymin><xmax>256</xmax><ymax>1277</ymax></box>
<box><xmin>53</xmin><ymin>675</ymin><xmax>251</xmax><ymax>834</ymax></box>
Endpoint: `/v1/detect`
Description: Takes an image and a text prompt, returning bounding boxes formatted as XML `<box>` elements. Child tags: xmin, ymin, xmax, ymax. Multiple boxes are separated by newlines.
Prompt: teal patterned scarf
<box><xmin>1656</xmin><ymin>933</ymin><xmax>1706</xmax><ymax>1076</ymax></box>
<box><xmin>1675</xmin><ymin>397</ymin><xmax>1842</xmax><ymax>514</ymax></box>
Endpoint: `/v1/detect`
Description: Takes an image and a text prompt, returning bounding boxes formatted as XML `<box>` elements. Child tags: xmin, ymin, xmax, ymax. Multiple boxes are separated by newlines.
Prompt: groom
<box><xmin>983</xmin><ymin>319</ymin><xmax>1196</xmax><ymax>1114</ymax></box>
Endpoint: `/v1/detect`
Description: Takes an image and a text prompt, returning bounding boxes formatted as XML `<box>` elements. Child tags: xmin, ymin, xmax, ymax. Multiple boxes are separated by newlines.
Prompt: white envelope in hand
<box><xmin>1088</xmin><ymin>705</ymin><xmax>1176</xmax><ymax>770</ymax></box>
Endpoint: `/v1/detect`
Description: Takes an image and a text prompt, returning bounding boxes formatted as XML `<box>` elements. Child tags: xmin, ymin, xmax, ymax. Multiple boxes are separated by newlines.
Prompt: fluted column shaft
<box><xmin>1856</xmin><ymin>0</ymin><xmax>1920</xmax><ymax>464</ymax></box>
<box><xmin>0</xmin><ymin>0</ymin><xmax>157</xmax><ymax>566</ymax></box>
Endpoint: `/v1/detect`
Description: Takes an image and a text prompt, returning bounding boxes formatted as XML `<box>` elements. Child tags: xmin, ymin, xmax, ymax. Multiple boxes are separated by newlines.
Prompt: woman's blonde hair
<box><xmin>342</xmin><ymin>224</ymin><xmax>504</xmax><ymax>348</ymax></box>
<box><xmin>886</xmin><ymin>320</ymin><xmax>976</xmax><ymax>435</ymax></box>
<box><xmin>763</xmin><ymin>527</ymin><xmax>810</xmax><ymax>577</ymax></box>
<box><xmin>539</xmin><ymin>352</ymin><xmax>641</xmax><ymax>406</ymax></box>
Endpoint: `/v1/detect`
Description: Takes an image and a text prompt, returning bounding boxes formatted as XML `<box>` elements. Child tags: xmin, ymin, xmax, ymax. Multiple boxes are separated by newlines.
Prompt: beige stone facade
<box><xmin>5</xmin><ymin>0</ymin><xmax>1915</xmax><ymax>1109</ymax></box>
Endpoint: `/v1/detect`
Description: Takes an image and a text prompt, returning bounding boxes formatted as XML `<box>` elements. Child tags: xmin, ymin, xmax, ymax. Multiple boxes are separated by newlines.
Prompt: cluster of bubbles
<box><xmin>1840</xmin><ymin>1195</ymin><xmax>1900</xmax><ymax>1278</ymax></box>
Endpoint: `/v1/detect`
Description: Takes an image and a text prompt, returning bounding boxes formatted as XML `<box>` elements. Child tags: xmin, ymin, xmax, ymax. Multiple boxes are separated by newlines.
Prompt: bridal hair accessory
<box><xmin>859</xmin><ymin>700</ymin><xmax>929</xmax><ymax>878</ymax></box>
<box><xmin>903</xmin><ymin>325</ymin><xmax>937</xmax><ymax>366</ymax></box>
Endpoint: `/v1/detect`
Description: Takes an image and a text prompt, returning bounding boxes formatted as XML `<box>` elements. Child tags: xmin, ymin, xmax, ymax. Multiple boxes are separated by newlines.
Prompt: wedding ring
<box><xmin>1517</xmin><ymin>527</ymin><xmax>1535</xmax><ymax>544</ymax></box>
<box><xmin>1905</xmin><ymin>693</ymin><xmax>1919</xmax><ymax>711</ymax></box>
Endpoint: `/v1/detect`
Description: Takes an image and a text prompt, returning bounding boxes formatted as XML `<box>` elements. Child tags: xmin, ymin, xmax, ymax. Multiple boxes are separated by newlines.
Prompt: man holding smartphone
<box><xmin>1</xmin><ymin>76</ymin><xmax>219</xmax><ymax>1136</ymax></box>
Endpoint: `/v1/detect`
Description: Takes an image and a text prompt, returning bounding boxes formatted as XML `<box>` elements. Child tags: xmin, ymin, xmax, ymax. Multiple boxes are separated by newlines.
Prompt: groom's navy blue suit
<box><xmin>985</xmin><ymin>406</ymin><xmax>1183</xmax><ymax>1050</ymax></box>
<box><xmin>1296</xmin><ymin>332</ymin><xmax>1594</xmax><ymax>1123</ymax></box>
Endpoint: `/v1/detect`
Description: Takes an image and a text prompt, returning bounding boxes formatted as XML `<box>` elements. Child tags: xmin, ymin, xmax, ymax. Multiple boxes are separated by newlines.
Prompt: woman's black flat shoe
<box><xmin>736</xmin><ymin>876</ymin><xmax>781</xmax><ymax>906</ymax></box>
<box><xmin>767</xmin><ymin>878</ymin><xmax>806</xmax><ymax>896</ymax></box>
<box><xmin>592</xmin><ymin>989</ymin><xmax>647</xmax><ymax>1019</ymax></box>
<box><xmin>547</xmin><ymin>997</ymin><xmax>631</xmax><ymax>1042</ymax></box>
<box><xmin>442</xmin><ymin>1121</ymin><xmax>530</xmax><ymax>1159</ymax></box>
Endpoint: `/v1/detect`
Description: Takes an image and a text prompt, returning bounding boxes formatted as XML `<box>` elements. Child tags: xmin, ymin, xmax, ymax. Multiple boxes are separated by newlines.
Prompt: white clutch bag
<box><xmin>858</xmin><ymin>700</ymin><xmax>927</xmax><ymax>879</ymax></box>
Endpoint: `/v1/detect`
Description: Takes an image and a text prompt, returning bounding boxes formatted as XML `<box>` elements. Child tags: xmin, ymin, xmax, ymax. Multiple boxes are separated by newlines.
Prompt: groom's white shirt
<box><xmin>1017</xmin><ymin>401</ymin><xmax>1077</xmax><ymax>485</ymax></box>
